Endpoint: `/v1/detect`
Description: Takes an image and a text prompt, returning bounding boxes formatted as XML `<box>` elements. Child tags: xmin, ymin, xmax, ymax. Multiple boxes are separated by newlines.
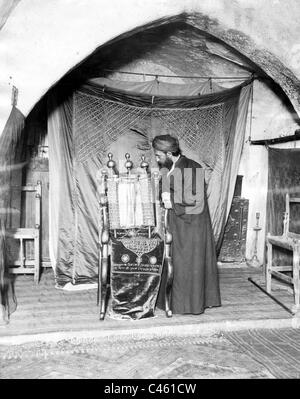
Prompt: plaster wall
<box><xmin>239</xmin><ymin>79</ymin><xmax>300</xmax><ymax>264</ymax></box>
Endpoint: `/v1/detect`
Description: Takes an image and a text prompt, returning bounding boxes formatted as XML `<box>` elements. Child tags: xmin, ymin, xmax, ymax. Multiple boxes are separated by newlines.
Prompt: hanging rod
<box><xmin>250</xmin><ymin>130</ymin><xmax>300</xmax><ymax>145</ymax></box>
<box><xmin>103</xmin><ymin>69</ymin><xmax>252</xmax><ymax>80</ymax></box>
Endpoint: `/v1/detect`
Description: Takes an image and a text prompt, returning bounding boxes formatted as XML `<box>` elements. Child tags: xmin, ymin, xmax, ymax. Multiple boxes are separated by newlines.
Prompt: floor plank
<box><xmin>0</xmin><ymin>266</ymin><xmax>296</xmax><ymax>341</ymax></box>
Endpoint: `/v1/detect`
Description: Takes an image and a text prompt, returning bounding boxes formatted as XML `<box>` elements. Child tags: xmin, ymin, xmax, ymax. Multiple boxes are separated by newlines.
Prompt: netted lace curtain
<box><xmin>48</xmin><ymin>77</ymin><xmax>252</xmax><ymax>286</ymax></box>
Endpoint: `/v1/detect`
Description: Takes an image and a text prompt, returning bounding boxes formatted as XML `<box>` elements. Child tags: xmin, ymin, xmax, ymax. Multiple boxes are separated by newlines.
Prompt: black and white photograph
<box><xmin>1</xmin><ymin>0</ymin><xmax>300</xmax><ymax>384</ymax></box>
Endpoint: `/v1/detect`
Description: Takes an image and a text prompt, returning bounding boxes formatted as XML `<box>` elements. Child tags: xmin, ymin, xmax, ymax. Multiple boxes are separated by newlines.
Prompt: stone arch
<box><xmin>46</xmin><ymin>11</ymin><xmax>300</xmax><ymax>121</ymax></box>
<box><xmin>87</xmin><ymin>12</ymin><xmax>300</xmax><ymax>115</ymax></box>
<box><xmin>1</xmin><ymin>3</ymin><xmax>300</xmax><ymax>131</ymax></box>
<box><xmin>185</xmin><ymin>12</ymin><xmax>300</xmax><ymax>116</ymax></box>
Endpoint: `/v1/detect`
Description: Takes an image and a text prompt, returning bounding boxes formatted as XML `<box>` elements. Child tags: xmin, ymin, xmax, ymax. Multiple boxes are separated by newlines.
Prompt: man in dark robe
<box><xmin>152</xmin><ymin>134</ymin><xmax>221</xmax><ymax>314</ymax></box>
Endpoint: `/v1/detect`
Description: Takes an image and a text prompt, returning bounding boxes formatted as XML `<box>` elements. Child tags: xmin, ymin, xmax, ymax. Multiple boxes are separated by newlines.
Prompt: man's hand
<box><xmin>163</xmin><ymin>201</ymin><xmax>172</xmax><ymax>209</ymax></box>
<box><xmin>162</xmin><ymin>192</ymin><xmax>172</xmax><ymax>209</ymax></box>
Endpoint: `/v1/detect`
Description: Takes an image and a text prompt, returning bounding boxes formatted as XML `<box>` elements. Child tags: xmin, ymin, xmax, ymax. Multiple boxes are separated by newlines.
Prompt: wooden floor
<box><xmin>0</xmin><ymin>265</ymin><xmax>297</xmax><ymax>343</ymax></box>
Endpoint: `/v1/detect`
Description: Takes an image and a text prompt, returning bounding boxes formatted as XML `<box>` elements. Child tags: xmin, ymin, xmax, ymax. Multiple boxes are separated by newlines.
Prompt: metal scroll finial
<box><xmin>107</xmin><ymin>153</ymin><xmax>116</xmax><ymax>175</ymax></box>
<box><xmin>140</xmin><ymin>154</ymin><xmax>149</xmax><ymax>173</ymax></box>
<box><xmin>124</xmin><ymin>153</ymin><xmax>133</xmax><ymax>174</ymax></box>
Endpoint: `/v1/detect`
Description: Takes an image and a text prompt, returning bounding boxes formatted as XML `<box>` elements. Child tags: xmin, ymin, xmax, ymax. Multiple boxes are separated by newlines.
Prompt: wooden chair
<box><xmin>266</xmin><ymin>193</ymin><xmax>300</xmax><ymax>312</ymax></box>
<box><xmin>7</xmin><ymin>181</ymin><xmax>42</xmax><ymax>284</ymax></box>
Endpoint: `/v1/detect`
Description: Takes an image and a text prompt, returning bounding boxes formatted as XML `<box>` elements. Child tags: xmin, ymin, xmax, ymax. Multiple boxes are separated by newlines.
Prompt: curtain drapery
<box><xmin>0</xmin><ymin>106</ymin><xmax>24</xmax><ymax>320</ymax></box>
<box><xmin>48</xmin><ymin>77</ymin><xmax>252</xmax><ymax>286</ymax></box>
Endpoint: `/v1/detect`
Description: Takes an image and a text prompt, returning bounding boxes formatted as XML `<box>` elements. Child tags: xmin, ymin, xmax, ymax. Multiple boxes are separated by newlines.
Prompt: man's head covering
<box><xmin>152</xmin><ymin>134</ymin><xmax>180</xmax><ymax>153</ymax></box>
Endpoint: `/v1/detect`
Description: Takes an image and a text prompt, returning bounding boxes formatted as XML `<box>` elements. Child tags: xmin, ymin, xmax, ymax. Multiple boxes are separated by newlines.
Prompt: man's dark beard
<box><xmin>158</xmin><ymin>157</ymin><xmax>173</xmax><ymax>170</ymax></box>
